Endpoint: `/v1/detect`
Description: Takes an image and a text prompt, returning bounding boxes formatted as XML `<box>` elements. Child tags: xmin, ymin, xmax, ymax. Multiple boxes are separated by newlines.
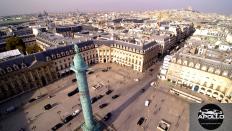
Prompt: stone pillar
<box><xmin>29</xmin><ymin>71</ymin><xmax>37</xmax><ymax>88</ymax></box>
<box><xmin>35</xmin><ymin>69</ymin><xmax>43</xmax><ymax>87</ymax></box>
<box><xmin>41</xmin><ymin>67</ymin><xmax>48</xmax><ymax>84</ymax></box>
<box><xmin>46</xmin><ymin>66</ymin><xmax>53</xmax><ymax>82</ymax></box>
<box><xmin>71</xmin><ymin>44</ymin><xmax>100</xmax><ymax>131</ymax></box>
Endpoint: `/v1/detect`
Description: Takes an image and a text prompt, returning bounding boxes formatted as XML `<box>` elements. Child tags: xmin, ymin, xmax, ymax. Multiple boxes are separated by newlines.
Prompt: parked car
<box><xmin>112</xmin><ymin>95</ymin><xmax>119</xmax><ymax>99</ymax></box>
<box><xmin>102</xmin><ymin>69</ymin><xmax>108</xmax><ymax>72</ymax></box>
<box><xmin>105</xmin><ymin>90</ymin><xmax>113</xmax><ymax>95</ymax></box>
<box><xmin>6</xmin><ymin>106</ymin><xmax>17</xmax><ymax>113</ymax></box>
<box><xmin>72</xmin><ymin>109</ymin><xmax>81</xmax><ymax>116</ymax></box>
<box><xmin>141</xmin><ymin>88</ymin><xmax>145</xmax><ymax>93</ymax></box>
<box><xmin>137</xmin><ymin>117</ymin><xmax>145</xmax><ymax>126</ymax></box>
<box><xmin>99</xmin><ymin>103</ymin><xmax>108</xmax><ymax>109</ymax></box>
<box><xmin>67</xmin><ymin>88</ymin><xmax>79</xmax><ymax>97</ymax></box>
<box><xmin>18</xmin><ymin>128</ymin><xmax>25</xmax><ymax>131</ymax></box>
<box><xmin>103</xmin><ymin>112</ymin><xmax>112</xmax><ymax>121</ymax></box>
<box><xmin>51</xmin><ymin>123</ymin><xmax>63</xmax><ymax>131</ymax></box>
<box><xmin>88</xmin><ymin>71</ymin><xmax>94</xmax><ymax>74</ymax></box>
<box><xmin>44</xmin><ymin>104</ymin><xmax>52</xmax><ymax>110</ymax></box>
<box><xmin>28</xmin><ymin>98</ymin><xmax>37</xmax><ymax>103</ymax></box>
<box><xmin>64</xmin><ymin>115</ymin><xmax>74</xmax><ymax>123</ymax></box>
<box><xmin>149</xmin><ymin>68</ymin><xmax>154</xmax><ymax>72</ymax></box>
<box><xmin>145</xmin><ymin>100</ymin><xmax>150</xmax><ymax>107</ymax></box>
<box><xmin>91</xmin><ymin>97</ymin><xmax>98</xmax><ymax>104</ymax></box>
<box><xmin>134</xmin><ymin>78</ymin><xmax>139</xmax><ymax>82</ymax></box>
<box><xmin>72</xmin><ymin>79</ymin><xmax>77</xmax><ymax>82</ymax></box>
<box><xmin>96</xmin><ymin>95</ymin><xmax>104</xmax><ymax>100</ymax></box>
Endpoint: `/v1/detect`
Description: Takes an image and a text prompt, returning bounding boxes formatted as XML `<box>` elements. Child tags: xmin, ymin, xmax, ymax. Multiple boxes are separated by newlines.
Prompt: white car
<box><xmin>72</xmin><ymin>109</ymin><xmax>81</xmax><ymax>116</ymax></box>
<box><xmin>134</xmin><ymin>78</ymin><xmax>139</xmax><ymax>82</ymax></box>
<box><xmin>150</xmin><ymin>81</ymin><xmax>155</xmax><ymax>86</ymax></box>
<box><xmin>145</xmin><ymin>100</ymin><xmax>150</xmax><ymax>107</ymax></box>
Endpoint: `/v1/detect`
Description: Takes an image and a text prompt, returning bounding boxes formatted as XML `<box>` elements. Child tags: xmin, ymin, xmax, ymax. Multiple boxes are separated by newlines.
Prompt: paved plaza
<box><xmin>0</xmin><ymin>62</ymin><xmax>215</xmax><ymax>131</ymax></box>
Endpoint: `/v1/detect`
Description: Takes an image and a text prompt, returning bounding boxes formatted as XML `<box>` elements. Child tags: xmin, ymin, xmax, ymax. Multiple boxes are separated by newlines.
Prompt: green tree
<box><xmin>5</xmin><ymin>36</ymin><xmax>26</xmax><ymax>54</ymax></box>
<box><xmin>26</xmin><ymin>44</ymin><xmax>43</xmax><ymax>54</ymax></box>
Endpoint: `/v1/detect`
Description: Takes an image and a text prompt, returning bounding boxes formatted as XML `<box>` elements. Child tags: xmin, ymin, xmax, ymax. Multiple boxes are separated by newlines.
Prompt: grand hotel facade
<box><xmin>0</xmin><ymin>40</ymin><xmax>160</xmax><ymax>101</ymax></box>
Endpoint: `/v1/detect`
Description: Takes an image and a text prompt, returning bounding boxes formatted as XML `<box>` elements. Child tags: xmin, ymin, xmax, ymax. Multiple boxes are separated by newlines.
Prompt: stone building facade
<box><xmin>0</xmin><ymin>40</ymin><xmax>160</xmax><ymax>101</ymax></box>
<box><xmin>159</xmin><ymin>48</ymin><xmax>232</xmax><ymax>103</ymax></box>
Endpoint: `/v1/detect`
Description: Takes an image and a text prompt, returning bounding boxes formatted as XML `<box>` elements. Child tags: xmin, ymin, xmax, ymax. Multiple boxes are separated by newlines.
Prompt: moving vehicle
<box><xmin>137</xmin><ymin>117</ymin><xmax>145</xmax><ymax>126</ymax></box>
<box><xmin>99</xmin><ymin>103</ymin><xmax>108</xmax><ymax>109</ymax></box>
<box><xmin>105</xmin><ymin>89</ymin><xmax>113</xmax><ymax>95</ymax></box>
<box><xmin>67</xmin><ymin>88</ymin><xmax>79</xmax><ymax>97</ymax></box>
<box><xmin>103</xmin><ymin>112</ymin><xmax>112</xmax><ymax>121</ymax></box>
<box><xmin>112</xmin><ymin>94</ymin><xmax>119</xmax><ymax>99</ymax></box>
<box><xmin>51</xmin><ymin>123</ymin><xmax>63</xmax><ymax>131</ymax></box>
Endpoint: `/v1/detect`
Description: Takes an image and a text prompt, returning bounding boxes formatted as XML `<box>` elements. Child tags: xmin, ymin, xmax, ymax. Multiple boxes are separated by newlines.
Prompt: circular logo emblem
<box><xmin>198</xmin><ymin>104</ymin><xmax>224</xmax><ymax>130</ymax></box>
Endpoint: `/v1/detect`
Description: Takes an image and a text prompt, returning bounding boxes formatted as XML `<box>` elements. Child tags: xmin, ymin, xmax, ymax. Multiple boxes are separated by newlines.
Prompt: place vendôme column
<box><xmin>71</xmin><ymin>44</ymin><xmax>101</xmax><ymax>131</ymax></box>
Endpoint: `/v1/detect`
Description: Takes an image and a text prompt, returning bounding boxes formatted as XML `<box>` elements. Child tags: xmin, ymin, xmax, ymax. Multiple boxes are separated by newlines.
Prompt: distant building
<box><xmin>0</xmin><ymin>49</ymin><xmax>23</xmax><ymax>62</ymax></box>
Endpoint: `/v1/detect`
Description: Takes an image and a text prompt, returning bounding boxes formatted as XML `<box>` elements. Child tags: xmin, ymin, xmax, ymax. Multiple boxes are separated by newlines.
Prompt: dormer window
<box><xmin>66</xmin><ymin>51</ymin><xmax>69</xmax><ymax>55</ymax></box>
<box><xmin>57</xmin><ymin>54</ymin><xmax>61</xmax><ymax>58</ymax></box>
<box><xmin>183</xmin><ymin>60</ymin><xmax>188</xmax><ymax>66</ymax></box>
<box><xmin>201</xmin><ymin>65</ymin><xmax>207</xmax><ymax>71</ymax></box>
<box><xmin>51</xmin><ymin>54</ymin><xmax>56</xmax><ymax>59</ymax></box>
<box><xmin>215</xmin><ymin>69</ymin><xmax>221</xmax><ymax>75</ymax></box>
<box><xmin>21</xmin><ymin>63</ymin><xmax>27</xmax><ymax>68</ymax></box>
<box><xmin>222</xmin><ymin>70</ymin><xmax>228</xmax><ymax>77</ymax></box>
<box><xmin>195</xmin><ymin>63</ymin><xmax>200</xmax><ymax>69</ymax></box>
<box><xmin>13</xmin><ymin>64</ymin><xmax>19</xmax><ymax>70</ymax></box>
<box><xmin>177</xmin><ymin>59</ymin><xmax>182</xmax><ymax>64</ymax></box>
<box><xmin>0</xmin><ymin>68</ymin><xmax>6</xmax><ymax>75</ymax></box>
<box><xmin>7</xmin><ymin>67</ymin><xmax>12</xmax><ymax>72</ymax></box>
<box><xmin>61</xmin><ymin>52</ymin><xmax>65</xmax><ymax>57</ymax></box>
<box><xmin>46</xmin><ymin>56</ymin><xmax>51</xmax><ymax>61</ymax></box>
<box><xmin>208</xmin><ymin>67</ymin><xmax>214</xmax><ymax>73</ymax></box>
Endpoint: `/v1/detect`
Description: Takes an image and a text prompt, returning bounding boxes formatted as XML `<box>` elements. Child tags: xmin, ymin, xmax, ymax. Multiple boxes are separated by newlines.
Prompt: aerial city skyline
<box><xmin>0</xmin><ymin>0</ymin><xmax>232</xmax><ymax>16</ymax></box>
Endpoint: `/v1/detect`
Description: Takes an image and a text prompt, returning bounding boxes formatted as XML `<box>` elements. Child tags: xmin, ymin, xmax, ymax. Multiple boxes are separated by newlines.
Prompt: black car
<box><xmin>72</xmin><ymin>79</ymin><xmax>77</xmax><ymax>82</ymax></box>
<box><xmin>28</xmin><ymin>98</ymin><xmax>37</xmax><ymax>103</ymax></box>
<box><xmin>88</xmin><ymin>71</ymin><xmax>94</xmax><ymax>74</ymax></box>
<box><xmin>67</xmin><ymin>88</ymin><xmax>79</xmax><ymax>97</ymax></box>
<box><xmin>91</xmin><ymin>97</ymin><xmax>98</xmax><ymax>104</ymax></box>
<box><xmin>64</xmin><ymin>115</ymin><xmax>74</xmax><ymax>123</ymax></box>
<box><xmin>51</xmin><ymin>123</ymin><xmax>63</xmax><ymax>131</ymax></box>
<box><xmin>44</xmin><ymin>104</ymin><xmax>52</xmax><ymax>110</ymax></box>
<box><xmin>105</xmin><ymin>90</ymin><xmax>113</xmax><ymax>95</ymax></box>
<box><xmin>112</xmin><ymin>95</ymin><xmax>119</xmax><ymax>99</ymax></box>
<box><xmin>96</xmin><ymin>95</ymin><xmax>104</xmax><ymax>100</ymax></box>
<box><xmin>137</xmin><ymin>117</ymin><xmax>145</xmax><ymax>126</ymax></box>
<box><xmin>99</xmin><ymin>103</ymin><xmax>108</xmax><ymax>109</ymax></box>
<box><xmin>103</xmin><ymin>112</ymin><xmax>112</xmax><ymax>121</ymax></box>
<box><xmin>102</xmin><ymin>69</ymin><xmax>108</xmax><ymax>72</ymax></box>
<box><xmin>141</xmin><ymin>88</ymin><xmax>145</xmax><ymax>93</ymax></box>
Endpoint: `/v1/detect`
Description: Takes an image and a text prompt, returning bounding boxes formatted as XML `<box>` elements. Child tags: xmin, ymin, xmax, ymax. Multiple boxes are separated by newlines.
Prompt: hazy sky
<box><xmin>0</xmin><ymin>0</ymin><xmax>232</xmax><ymax>16</ymax></box>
